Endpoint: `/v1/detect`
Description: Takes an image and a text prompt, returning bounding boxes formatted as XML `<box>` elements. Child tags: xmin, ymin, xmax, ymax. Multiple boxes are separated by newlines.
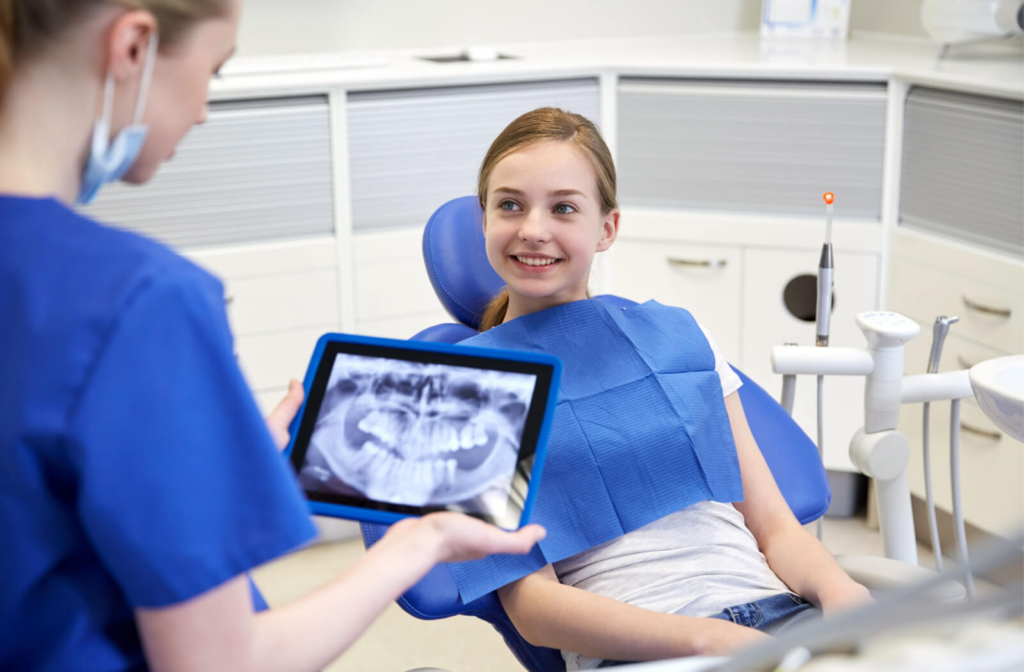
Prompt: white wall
<box><xmin>851</xmin><ymin>0</ymin><xmax>930</xmax><ymax>37</ymax></box>
<box><xmin>237</xmin><ymin>0</ymin><xmax>761</xmax><ymax>55</ymax></box>
<box><xmin>238</xmin><ymin>1</ymin><xmax>1022</xmax><ymax>56</ymax></box>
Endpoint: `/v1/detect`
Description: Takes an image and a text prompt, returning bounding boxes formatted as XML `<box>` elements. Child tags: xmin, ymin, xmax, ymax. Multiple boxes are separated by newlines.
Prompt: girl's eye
<box><xmin>499</xmin><ymin>200</ymin><xmax>521</xmax><ymax>212</ymax></box>
<box><xmin>554</xmin><ymin>203</ymin><xmax>577</xmax><ymax>215</ymax></box>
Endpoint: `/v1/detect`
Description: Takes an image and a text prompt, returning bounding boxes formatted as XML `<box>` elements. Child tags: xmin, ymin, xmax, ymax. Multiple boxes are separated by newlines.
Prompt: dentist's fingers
<box><xmin>266</xmin><ymin>379</ymin><xmax>305</xmax><ymax>451</ymax></box>
<box><xmin>419</xmin><ymin>512</ymin><xmax>546</xmax><ymax>563</ymax></box>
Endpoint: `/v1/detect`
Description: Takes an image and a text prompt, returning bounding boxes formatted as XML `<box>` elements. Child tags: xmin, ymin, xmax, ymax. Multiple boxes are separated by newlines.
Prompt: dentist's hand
<box><xmin>385</xmin><ymin>513</ymin><xmax>546</xmax><ymax>564</ymax></box>
<box><xmin>266</xmin><ymin>379</ymin><xmax>304</xmax><ymax>451</ymax></box>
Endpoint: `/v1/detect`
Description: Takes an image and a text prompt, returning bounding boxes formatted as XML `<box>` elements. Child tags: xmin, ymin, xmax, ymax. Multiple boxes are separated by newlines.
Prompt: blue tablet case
<box><xmin>284</xmin><ymin>333</ymin><xmax>562</xmax><ymax>529</ymax></box>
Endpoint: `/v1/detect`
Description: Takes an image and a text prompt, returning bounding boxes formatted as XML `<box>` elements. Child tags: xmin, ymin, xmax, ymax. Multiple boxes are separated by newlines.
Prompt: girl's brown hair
<box><xmin>0</xmin><ymin>0</ymin><xmax>226</xmax><ymax>99</ymax></box>
<box><xmin>476</xmin><ymin>107</ymin><xmax>617</xmax><ymax>331</ymax></box>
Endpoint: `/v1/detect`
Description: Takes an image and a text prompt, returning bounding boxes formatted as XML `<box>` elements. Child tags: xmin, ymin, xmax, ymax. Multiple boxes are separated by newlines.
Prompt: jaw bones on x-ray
<box><xmin>302</xmin><ymin>353</ymin><xmax>537</xmax><ymax>516</ymax></box>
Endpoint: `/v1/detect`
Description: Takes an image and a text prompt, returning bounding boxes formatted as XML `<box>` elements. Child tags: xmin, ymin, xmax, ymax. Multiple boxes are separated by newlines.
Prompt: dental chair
<box><xmin>360</xmin><ymin>196</ymin><xmax>960</xmax><ymax>672</ymax></box>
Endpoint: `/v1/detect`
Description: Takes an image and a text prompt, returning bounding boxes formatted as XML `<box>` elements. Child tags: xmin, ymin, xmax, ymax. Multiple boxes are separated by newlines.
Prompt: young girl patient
<box><xmin>472</xmin><ymin>108</ymin><xmax>872</xmax><ymax>669</ymax></box>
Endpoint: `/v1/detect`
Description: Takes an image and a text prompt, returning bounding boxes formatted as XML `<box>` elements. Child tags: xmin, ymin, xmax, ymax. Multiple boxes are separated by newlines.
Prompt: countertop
<box><xmin>210</xmin><ymin>31</ymin><xmax>1024</xmax><ymax>100</ymax></box>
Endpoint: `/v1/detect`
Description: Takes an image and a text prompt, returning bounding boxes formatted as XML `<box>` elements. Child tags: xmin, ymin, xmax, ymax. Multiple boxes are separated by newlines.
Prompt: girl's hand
<box><xmin>819</xmin><ymin>582</ymin><xmax>874</xmax><ymax>615</ymax></box>
<box><xmin>385</xmin><ymin>513</ymin><xmax>546</xmax><ymax>564</ymax></box>
<box><xmin>266</xmin><ymin>379</ymin><xmax>304</xmax><ymax>451</ymax></box>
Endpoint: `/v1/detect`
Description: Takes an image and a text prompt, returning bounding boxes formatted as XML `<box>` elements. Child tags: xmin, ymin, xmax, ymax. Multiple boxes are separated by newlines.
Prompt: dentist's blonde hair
<box><xmin>0</xmin><ymin>0</ymin><xmax>226</xmax><ymax>98</ymax></box>
<box><xmin>477</xmin><ymin>107</ymin><xmax>617</xmax><ymax>332</ymax></box>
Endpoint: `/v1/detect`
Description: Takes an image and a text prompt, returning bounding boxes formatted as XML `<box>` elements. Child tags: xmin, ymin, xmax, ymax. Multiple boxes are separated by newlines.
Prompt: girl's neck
<box><xmin>0</xmin><ymin>61</ymin><xmax>96</xmax><ymax>204</ymax></box>
<box><xmin>503</xmin><ymin>284</ymin><xmax>590</xmax><ymax>324</ymax></box>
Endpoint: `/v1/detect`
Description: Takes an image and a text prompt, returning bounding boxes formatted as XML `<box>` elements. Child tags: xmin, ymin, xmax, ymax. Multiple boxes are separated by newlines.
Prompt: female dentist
<box><xmin>0</xmin><ymin>1</ymin><xmax>544</xmax><ymax>671</ymax></box>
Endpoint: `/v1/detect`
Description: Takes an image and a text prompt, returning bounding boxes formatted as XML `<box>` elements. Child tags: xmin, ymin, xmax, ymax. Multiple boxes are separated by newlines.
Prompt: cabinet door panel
<box><xmin>742</xmin><ymin>249</ymin><xmax>879</xmax><ymax>472</ymax></box>
<box><xmin>613</xmin><ymin>240</ymin><xmax>742</xmax><ymax>364</ymax></box>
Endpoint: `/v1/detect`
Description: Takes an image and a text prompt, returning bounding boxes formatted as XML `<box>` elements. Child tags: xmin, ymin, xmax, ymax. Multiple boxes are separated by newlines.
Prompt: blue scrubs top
<box><xmin>0</xmin><ymin>196</ymin><xmax>318</xmax><ymax>671</ymax></box>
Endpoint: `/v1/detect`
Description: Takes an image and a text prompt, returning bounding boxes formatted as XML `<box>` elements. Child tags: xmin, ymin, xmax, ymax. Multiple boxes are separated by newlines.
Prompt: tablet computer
<box><xmin>285</xmin><ymin>333</ymin><xmax>561</xmax><ymax>530</ymax></box>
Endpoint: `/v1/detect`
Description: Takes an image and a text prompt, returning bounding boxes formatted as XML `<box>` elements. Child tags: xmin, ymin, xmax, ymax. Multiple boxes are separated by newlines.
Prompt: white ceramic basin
<box><xmin>969</xmin><ymin>355</ymin><xmax>1024</xmax><ymax>443</ymax></box>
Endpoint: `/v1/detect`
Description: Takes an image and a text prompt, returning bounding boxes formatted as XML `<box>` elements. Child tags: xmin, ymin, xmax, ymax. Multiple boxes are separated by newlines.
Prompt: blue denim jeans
<box><xmin>596</xmin><ymin>593</ymin><xmax>819</xmax><ymax>668</ymax></box>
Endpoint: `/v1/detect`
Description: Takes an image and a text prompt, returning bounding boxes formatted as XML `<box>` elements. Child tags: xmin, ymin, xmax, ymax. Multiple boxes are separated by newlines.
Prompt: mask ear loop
<box><xmin>132</xmin><ymin>33</ymin><xmax>159</xmax><ymax>125</ymax></box>
<box><xmin>101</xmin><ymin>71</ymin><xmax>116</xmax><ymax>129</ymax></box>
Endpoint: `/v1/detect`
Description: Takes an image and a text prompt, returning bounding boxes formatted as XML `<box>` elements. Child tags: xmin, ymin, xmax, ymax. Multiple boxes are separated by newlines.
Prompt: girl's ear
<box><xmin>595</xmin><ymin>209</ymin><xmax>619</xmax><ymax>253</ymax></box>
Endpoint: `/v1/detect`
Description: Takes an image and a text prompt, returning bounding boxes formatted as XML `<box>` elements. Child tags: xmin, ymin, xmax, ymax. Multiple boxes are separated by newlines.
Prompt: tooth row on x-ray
<box><xmin>304</xmin><ymin>354</ymin><xmax>537</xmax><ymax>514</ymax></box>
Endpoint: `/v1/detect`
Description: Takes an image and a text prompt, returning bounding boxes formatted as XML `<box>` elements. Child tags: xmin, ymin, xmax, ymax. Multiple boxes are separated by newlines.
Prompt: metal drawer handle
<box><xmin>960</xmin><ymin>421</ymin><xmax>1001</xmax><ymax>441</ymax></box>
<box><xmin>667</xmin><ymin>257</ymin><xmax>728</xmax><ymax>269</ymax></box>
<box><xmin>962</xmin><ymin>295</ymin><xmax>1011</xmax><ymax>318</ymax></box>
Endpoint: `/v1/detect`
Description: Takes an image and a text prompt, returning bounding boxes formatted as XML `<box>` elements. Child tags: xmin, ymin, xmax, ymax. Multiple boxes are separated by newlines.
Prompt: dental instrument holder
<box><xmin>923</xmin><ymin>316</ymin><xmax>959</xmax><ymax>574</ymax></box>
<box><xmin>772</xmin><ymin>312</ymin><xmax>975</xmax><ymax>575</ymax></box>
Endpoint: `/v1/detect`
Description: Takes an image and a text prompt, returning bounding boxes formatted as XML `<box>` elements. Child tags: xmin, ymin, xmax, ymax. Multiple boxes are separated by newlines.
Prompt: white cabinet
<box><xmin>612</xmin><ymin>240</ymin><xmax>742</xmax><ymax>363</ymax></box>
<box><xmin>613</xmin><ymin>210</ymin><xmax>882</xmax><ymax>473</ymax></box>
<box><xmin>82</xmin><ymin>97</ymin><xmax>335</xmax><ymax>249</ymax></box>
<box><xmin>347</xmin><ymin>79</ymin><xmax>601</xmax><ymax>232</ymax></box>
<box><xmin>742</xmin><ymin>249</ymin><xmax>879</xmax><ymax>473</ymax></box>
<box><xmin>898</xmin><ymin>331</ymin><xmax>1022</xmax><ymax>538</ymax></box>
<box><xmin>888</xmin><ymin>228</ymin><xmax>1024</xmax><ymax>537</ymax></box>
<box><xmin>352</xmin><ymin>228</ymin><xmax>451</xmax><ymax>339</ymax></box>
<box><xmin>617</xmin><ymin>79</ymin><xmax>887</xmax><ymax>220</ymax></box>
<box><xmin>185</xmin><ymin>237</ymin><xmax>341</xmax><ymax>398</ymax></box>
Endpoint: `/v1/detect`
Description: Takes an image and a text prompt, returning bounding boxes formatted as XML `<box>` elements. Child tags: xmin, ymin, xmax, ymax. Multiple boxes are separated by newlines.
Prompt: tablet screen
<box><xmin>289</xmin><ymin>339</ymin><xmax>555</xmax><ymax>528</ymax></box>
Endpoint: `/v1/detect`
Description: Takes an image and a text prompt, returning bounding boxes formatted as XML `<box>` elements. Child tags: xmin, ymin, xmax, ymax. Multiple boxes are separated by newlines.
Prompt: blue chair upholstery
<box><xmin>362</xmin><ymin>196</ymin><xmax>831</xmax><ymax>672</ymax></box>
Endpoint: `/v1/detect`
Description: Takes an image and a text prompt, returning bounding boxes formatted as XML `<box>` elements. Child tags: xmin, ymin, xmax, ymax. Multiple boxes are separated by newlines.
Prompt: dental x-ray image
<box><xmin>299</xmin><ymin>353</ymin><xmax>537</xmax><ymax>518</ymax></box>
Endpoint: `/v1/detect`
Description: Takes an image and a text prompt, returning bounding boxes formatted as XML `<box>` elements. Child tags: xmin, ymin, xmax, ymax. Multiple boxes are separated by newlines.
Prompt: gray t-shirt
<box><xmin>552</xmin><ymin>325</ymin><xmax>791</xmax><ymax>671</ymax></box>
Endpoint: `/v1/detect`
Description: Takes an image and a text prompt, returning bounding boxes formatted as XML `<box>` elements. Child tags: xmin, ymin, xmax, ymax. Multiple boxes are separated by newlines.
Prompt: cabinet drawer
<box><xmin>889</xmin><ymin>256</ymin><xmax>1023</xmax><ymax>355</ymax></box>
<box><xmin>236</xmin><ymin>328</ymin><xmax>328</xmax><ymax>392</ymax></box>
<box><xmin>353</xmin><ymin>229</ymin><xmax>448</xmax><ymax>323</ymax></box>
<box><xmin>901</xmin><ymin>333</ymin><xmax>1022</xmax><ymax>537</ymax></box>
<box><xmin>224</xmin><ymin>269</ymin><xmax>338</xmax><ymax>337</ymax></box>
<box><xmin>613</xmin><ymin>239</ymin><xmax>741</xmax><ymax>363</ymax></box>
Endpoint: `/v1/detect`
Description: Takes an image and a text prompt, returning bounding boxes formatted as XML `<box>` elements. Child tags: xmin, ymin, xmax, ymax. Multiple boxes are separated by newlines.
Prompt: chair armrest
<box><xmin>835</xmin><ymin>553</ymin><xmax>966</xmax><ymax>603</ymax></box>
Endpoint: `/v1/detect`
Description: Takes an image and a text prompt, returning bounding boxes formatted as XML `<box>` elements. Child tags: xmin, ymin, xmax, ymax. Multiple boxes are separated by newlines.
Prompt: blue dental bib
<box><xmin>448</xmin><ymin>299</ymin><xmax>743</xmax><ymax>603</ymax></box>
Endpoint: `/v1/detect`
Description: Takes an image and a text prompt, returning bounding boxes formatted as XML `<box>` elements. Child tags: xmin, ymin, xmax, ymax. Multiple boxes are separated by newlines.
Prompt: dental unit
<box><xmin>771</xmin><ymin>193</ymin><xmax>1015</xmax><ymax>601</ymax></box>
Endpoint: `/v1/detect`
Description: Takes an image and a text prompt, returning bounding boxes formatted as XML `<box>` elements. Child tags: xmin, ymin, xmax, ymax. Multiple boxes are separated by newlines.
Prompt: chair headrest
<box><xmin>422</xmin><ymin>196</ymin><xmax>505</xmax><ymax>330</ymax></box>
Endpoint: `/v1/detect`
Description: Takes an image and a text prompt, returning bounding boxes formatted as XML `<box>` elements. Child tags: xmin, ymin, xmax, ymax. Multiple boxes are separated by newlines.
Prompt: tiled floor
<box><xmin>250</xmin><ymin>516</ymin><xmax>942</xmax><ymax>672</ymax></box>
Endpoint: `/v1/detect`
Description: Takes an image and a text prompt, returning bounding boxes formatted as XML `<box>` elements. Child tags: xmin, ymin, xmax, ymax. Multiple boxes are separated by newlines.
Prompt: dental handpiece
<box><xmin>816</xmin><ymin>193</ymin><xmax>834</xmax><ymax>347</ymax></box>
<box><xmin>922</xmin><ymin>315</ymin><xmax>960</xmax><ymax>573</ymax></box>
<box><xmin>927</xmin><ymin>315</ymin><xmax>960</xmax><ymax>373</ymax></box>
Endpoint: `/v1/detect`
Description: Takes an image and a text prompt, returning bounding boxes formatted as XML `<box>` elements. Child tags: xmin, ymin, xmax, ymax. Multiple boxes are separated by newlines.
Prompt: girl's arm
<box><xmin>726</xmin><ymin>392</ymin><xmax>873</xmax><ymax>614</ymax></box>
<box><xmin>498</xmin><ymin>564</ymin><xmax>768</xmax><ymax>661</ymax></box>
<box><xmin>137</xmin><ymin>514</ymin><xmax>546</xmax><ymax>672</ymax></box>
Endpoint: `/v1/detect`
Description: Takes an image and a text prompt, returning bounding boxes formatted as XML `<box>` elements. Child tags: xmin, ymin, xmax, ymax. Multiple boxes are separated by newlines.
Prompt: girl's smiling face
<box><xmin>483</xmin><ymin>140</ymin><xmax>619</xmax><ymax>321</ymax></box>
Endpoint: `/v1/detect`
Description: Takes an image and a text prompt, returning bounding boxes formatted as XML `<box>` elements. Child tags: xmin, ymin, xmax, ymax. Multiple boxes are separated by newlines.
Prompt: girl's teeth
<box><xmin>517</xmin><ymin>256</ymin><xmax>556</xmax><ymax>266</ymax></box>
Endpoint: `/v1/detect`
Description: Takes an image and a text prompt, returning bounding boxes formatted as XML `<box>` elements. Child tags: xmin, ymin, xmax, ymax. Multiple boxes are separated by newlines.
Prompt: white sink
<box><xmin>969</xmin><ymin>355</ymin><xmax>1024</xmax><ymax>443</ymax></box>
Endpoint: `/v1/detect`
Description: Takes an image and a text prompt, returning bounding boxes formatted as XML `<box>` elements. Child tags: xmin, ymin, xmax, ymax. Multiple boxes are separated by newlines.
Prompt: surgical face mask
<box><xmin>77</xmin><ymin>35</ymin><xmax>159</xmax><ymax>205</ymax></box>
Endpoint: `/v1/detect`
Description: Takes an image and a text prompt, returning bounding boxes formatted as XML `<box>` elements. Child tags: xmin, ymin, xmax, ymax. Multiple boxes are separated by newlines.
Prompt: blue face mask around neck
<box><xmin>77</xmin><ymin>35</ymin><xmax>159</xmax><ymax>205</ymax></box>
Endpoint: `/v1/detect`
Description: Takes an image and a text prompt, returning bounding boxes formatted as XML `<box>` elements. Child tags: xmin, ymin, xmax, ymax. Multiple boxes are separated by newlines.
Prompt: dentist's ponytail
<box><xmin>476</xmin><ymin>107</ymin><xmax>617</xmax><ymax>332</ymax></box>
<box><xmin>0</xmin><ymin>0</ymin><xmax>225</xmax><ymax>103</ymax></box>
